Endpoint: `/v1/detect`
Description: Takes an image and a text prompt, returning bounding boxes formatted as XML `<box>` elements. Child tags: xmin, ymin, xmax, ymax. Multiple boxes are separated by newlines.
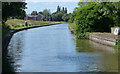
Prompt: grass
<box><xmin>6</xmin><ymin>19</ymin><xmax>63</xmax><ymax>29</ymax></box>
<box><xmin>2</xmin><ymin>19</ymin><xmax>64</xmax><ymax>37</ymax></box>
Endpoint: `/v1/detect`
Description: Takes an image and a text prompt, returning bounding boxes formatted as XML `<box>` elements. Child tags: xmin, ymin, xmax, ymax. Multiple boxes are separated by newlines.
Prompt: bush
<box><xmin>69</xmin><ymin>2</ymin><xmax>120</xmax><ymax>39</ymax></box>
<box><xmin>116</xmin><ymin>39</ymin><xmax>120</xmax><ymax>49</ymax></box>
<box><xmin>76</xmin><ymin>32</ymin><xmax>89</xmax><ymax>39</ymax></box>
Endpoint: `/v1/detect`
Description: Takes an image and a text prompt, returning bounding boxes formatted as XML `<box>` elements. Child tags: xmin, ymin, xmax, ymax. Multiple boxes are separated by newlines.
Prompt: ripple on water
<box><xmin>56</xmin><ymin>53</ymin><xmax>102</xmax><ymax>72</ymax></box>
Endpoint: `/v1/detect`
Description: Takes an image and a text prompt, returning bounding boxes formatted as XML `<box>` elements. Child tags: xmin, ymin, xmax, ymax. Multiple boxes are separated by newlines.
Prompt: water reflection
<box><xmin>76</xmin><ymin>39</ymin><xmax>118</xmax><ymax>72</ymax></box>
<box><xmin>5</xmin><ymin>23</ymin><xmax>118</xmax><ymax>72</ymax></box>
<box><xmin>89</xmin><ymin>40</ymin><xmax>118</xmax><ymax>72</ymax></box>
<box><xmin>7</xmin><ymin>31</ymin><xmax>26</xmax><ymax>71</ymax></box>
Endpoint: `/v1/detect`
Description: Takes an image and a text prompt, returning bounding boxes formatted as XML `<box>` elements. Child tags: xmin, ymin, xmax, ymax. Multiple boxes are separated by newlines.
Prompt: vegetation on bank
<box><xmin>3</xmin><ymin>19</ymin><xmax>63</xmax><ymax>36</ymax></box>
<box><xmin>2</xmin><ymin>2</ymin><xmax>68</xmax><ymax>37</ymax></box>
<box><xmin>69</xmin><ymin>2</ymin><xmax>120</xmax><ymax>38</ymax></box>
<box><xmin>2</xmin><ymin>2</ymin><xmax>66</xmax><ymax>37</ymax></box>
<box><xmin>68</xmin><ymin>23</ymin><xmax>76</xmax><ymax>32</ymax></box>
<box><xmin>68</xmin><ymin>23</ymin><xmax>89</xmax><ymax>39</ymax></box>
<box><xmin>6</xmin><ymin>19</ymin><xmax>63</xmax><ymax>29</ymax></box>
<box><xmin>2</xmin><ymin>2</ymin><xmax>27</xmax><ymax>36</ymax></box>
<box><xmin>115</xmin><ymin>39</ymin><xmax>120</xmax><ymax>49</ymax></box>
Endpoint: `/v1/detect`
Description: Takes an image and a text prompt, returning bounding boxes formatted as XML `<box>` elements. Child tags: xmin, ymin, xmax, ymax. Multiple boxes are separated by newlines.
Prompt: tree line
<box><xmin>31</xmin><ymin>5</ymin><xmax>71</xmax><ymax>22</ymax></box>
<box><xmin>2</xmin><ymin>3</ymin><xmax>71</xmax><ymax>23</ymax></box>
<box><xmin>69</xmin><ymin>2</ymin><xmax>120</xmax><ymax>38</ymax></box>
<box><xmin>2</xmin><ymin>2</ymin><xmax>119</xmax><ymax>39</ymax></box>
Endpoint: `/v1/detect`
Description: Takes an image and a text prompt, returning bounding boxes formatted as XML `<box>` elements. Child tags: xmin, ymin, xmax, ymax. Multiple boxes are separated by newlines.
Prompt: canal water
<box><xmin>6</xmin><ymin>23</ymin><xmax>118</xmax><ymax>72</ymax></box>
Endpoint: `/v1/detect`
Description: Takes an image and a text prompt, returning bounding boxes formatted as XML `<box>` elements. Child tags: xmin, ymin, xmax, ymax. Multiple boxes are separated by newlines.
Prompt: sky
<box><xmin>26</xmin><ymin>0</ymin><xmax>80</xmax><ymax>2</ymax></box>
<box><xmin>25</xmin><ymin>1</ymin><xmax>79</xmax><ymax>14</ymax></box>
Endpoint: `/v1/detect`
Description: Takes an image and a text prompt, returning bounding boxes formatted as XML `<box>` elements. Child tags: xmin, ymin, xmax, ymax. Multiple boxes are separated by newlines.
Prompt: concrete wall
<box><xmin>89</xmin><ymin>34</ymin><xmax>116</xmax><ymax>46</ymax></box>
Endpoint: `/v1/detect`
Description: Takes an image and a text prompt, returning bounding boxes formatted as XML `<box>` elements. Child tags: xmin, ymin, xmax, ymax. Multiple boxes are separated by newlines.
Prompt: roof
<box><xmin>26</xmin><ymin>14</ymin><xmax>44</xmax><ymax>18</ymax></box>
<box><xmin>27</xmin><ymin>14</ymin><xmax>38</xmax><ymax>18</ymax></box>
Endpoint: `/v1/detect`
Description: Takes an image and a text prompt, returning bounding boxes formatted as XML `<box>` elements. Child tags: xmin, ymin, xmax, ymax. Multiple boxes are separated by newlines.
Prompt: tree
<box><xmin>62</xmin><ymin>13</ymin><xmax>70</xmax><ymax>22</ymax></box>
<box><xmin>2</xmin><ymin>2</ymin><xmax>27</xmax><ymax>22</ymax></box>
<box><xmin>51</xmin><ymin>6</ymin><xmax>70</xmax><ymax>21</ymax></box>
<box><xmin>43</xmin><ymin>9</ymin><xmax>51</xmax><ymax>21</ymax></box>
<box><xmin>64</xmin><ymin>8</ymin><xmax>67</xmax><ymax>13</ymax></box>
<box><xmin>51</xmin><ymin>11</ymin><xmax>63</xmax><ymax>21</ymax></box>
<box><xmin>57</xmin><ymin>5</ymin><xmax>61</xmax><ymax>12</ymax></box>
<box><xmin>68</xmin><ymin>11</ymin><xmax>76</xmax><ymax>23</ymax></box>
<box><xmin>62</xmin><ymin>7</ymin><xmax>65</xmax><ymax>12</ymax></box>
<box><xmin>69</xmin><ymin>2</ymin><xmax>120</xmax><ymax>38</ymax></box>
<box><xmin>31</xmin><ymin>11</ymin><xmax>38</xmax><ymax>15</ymax></box>
<box><xmin>112</xmin><ymin>2</ymin><xmax>120</xmax><ymax>27</ymax></box>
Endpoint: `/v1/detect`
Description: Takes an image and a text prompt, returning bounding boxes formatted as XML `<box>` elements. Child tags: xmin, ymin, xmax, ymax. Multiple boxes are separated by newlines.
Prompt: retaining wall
<box><xmin>89</xmin><ymin>34</ymin><xmax>116</xmax><ymax>46</ymax></box>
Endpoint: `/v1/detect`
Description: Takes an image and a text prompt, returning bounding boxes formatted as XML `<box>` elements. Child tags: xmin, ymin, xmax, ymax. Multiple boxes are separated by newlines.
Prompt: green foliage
<box><xmin>112</xmin><ymin>2</ymin><xmax>120</xmax><ymax>27</ymax></box>
<box><xmin>2</xmin><ymin>2</ymin><xmax>27</xmax><ymax>22</ymax></box>
<box><xmin>64</xmin><ymin>8</ymin><xmax>67</xmax><ymax>13</ymax></box>
<box><xmin>76</xmin><ymin>32</ymin><xmax>89</xmax><ymax>39</ymax></box>
<box><xmin>69</xmin><ymin>2</ymin><xmax>120</xmax><ymax>38</ymax></box>
<box><xmin>57</xmin><ymin>5</ymin><xmax>61</xmax><ymax>12</ymax></box>
<box><xmin>62</xmin><ymin>13</ymin><xmax>71</xmax><ymax>22</ymax></box>
<box><xmin>2</xmin><ymin>2</ymin><xmax>27</xmax><ymax>37</ymax></box>
<box><xmin>2</xmin><ymin>22</ymin><xmax>11</xmax><ymax>37</ymax></box>
<box><xmin>51</xmin><ymin>6</ymin><xmax>69</xmax><ymax>21</ymax></box>
<box><xmin>31</xmin><ymin>11</ymin><xmax>38</xmax><ymax>15</ymax></box>
<box><xmin>42</xmin><ymin>9</ymin><xmax>51</xmax><ymax>21</ymax></box>
<box><xmin>68</xmin><ymin>23</ymin><xmax>76</xmax><ymax>31</ymax></box>
<box><xmin>69</xmin><ymin>11</ymin><xmax>76</xmax><ymax>23</ymax></box>
<box><xmin>43</xmin><ymin>9</ymin><xmax>51</xmax><ymax>16</ymax></box>
<box><xmin>115</xmin><ymin>39</ymin><xmax>120</xmax><ymax>49</ymax></box>
<box><xmin>51</xmin><ymin>11</ymin><xmax>64</xmax><ymax>21</ymax></box>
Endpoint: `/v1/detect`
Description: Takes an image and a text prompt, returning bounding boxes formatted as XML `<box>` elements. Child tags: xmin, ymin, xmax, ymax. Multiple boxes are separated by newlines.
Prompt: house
<box><xmin>24</xmin><ymin>12</ymin><xmax>45</xmax><ymax>21</ymax></box>
<box><xmin>24</xmin><ymin>14</ymin><xmax>37</xmax><ymax>20</ymax></box>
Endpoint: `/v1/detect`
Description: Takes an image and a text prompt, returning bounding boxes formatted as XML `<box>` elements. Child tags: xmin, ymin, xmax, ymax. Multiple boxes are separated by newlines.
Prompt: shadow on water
<box><xmin>3</xmin><ymin>30</ymin><xmax>26</xmax><ymax>72</ymax></box>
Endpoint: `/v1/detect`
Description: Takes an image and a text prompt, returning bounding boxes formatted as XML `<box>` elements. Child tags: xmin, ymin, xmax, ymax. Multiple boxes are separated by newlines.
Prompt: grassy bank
<box><xmin>6</xmin><ymin>19</ymin><xmax>63</xmax><ymax>29</ymax></box>
<box><xmin>3</xmin><ymin>19</ymin><xmax>64</xmax><ymax>37</ymax></box>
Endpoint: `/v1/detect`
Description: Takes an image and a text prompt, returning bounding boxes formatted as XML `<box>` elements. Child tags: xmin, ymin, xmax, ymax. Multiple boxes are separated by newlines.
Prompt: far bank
<box><xmin>68</xmin><ymin>23</ymin><xmax>120</xmax><ymax>49</ymax></box>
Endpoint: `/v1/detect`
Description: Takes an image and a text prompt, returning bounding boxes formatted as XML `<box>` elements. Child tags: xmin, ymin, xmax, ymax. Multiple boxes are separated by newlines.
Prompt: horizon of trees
<box><xmin>30</xmin><ymin>5</ymin><xmax>71</xmax><ymax>22</ymax></box>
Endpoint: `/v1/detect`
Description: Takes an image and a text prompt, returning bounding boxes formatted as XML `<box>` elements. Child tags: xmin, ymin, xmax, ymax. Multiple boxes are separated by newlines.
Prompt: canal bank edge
<box><xmin>68</xmin><ymin>23</ymin><xmax>120</xmax><ymax>48</ymax></box>
<box><xmin>3</xmin><ymin>22</ymin><xmax>120</xmax><ymax>51</ymax></box>
<box><xmin>89</xmin><ymin>34</ymin><xmax>116</xmax><ymax>47</ymax></box>
<box><xmin>2</xmin><ymin>23</ymin><xmax>63</xmax><ymax>51</ymax></box>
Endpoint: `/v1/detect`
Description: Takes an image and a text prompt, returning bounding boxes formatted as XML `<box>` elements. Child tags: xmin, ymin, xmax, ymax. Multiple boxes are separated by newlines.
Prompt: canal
<box><xmin>5</xmin><ymin>23</ymin><xmax>118</xmax><ymax>72</ymax></box>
